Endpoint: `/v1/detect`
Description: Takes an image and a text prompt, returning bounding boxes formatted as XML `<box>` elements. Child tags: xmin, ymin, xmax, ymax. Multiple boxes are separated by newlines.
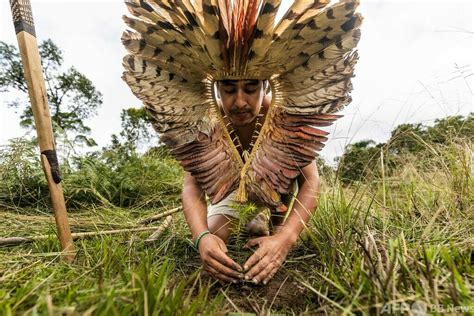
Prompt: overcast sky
<box><xmin>1</xmin><ymin>0</ymin><xmax>473</xmax><ymax>163</ymax></box>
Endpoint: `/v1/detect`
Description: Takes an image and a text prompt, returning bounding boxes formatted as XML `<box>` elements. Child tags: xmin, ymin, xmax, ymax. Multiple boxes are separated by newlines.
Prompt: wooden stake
<box><xmin>9</xmin><ymin>0</ymin><xmax>75</xmax><ymax>262</ymax></box>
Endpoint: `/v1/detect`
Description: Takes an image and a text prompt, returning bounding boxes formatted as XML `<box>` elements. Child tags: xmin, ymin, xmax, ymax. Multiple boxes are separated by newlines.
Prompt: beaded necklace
<box><xmin>222</xmin><ymin>110</ymin><xmax>264</xmax><ymax>162</ymax></box>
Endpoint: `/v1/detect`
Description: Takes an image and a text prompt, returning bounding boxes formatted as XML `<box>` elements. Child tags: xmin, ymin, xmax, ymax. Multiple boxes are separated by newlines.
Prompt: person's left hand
<box><xmin>243</xmin><ymin>233</ymin><xmax>297</xmax><ymax>285</ymax></box>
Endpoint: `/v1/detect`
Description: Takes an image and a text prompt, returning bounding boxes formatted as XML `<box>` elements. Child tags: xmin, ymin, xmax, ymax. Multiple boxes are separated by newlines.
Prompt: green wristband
<box><xmin>194</xmin><ymin>230</ymin><xmax>211</xmax><ymax>250</ymax></box>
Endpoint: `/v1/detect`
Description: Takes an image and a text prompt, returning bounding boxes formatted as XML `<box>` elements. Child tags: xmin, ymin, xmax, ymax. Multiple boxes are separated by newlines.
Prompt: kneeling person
<box><xmin>182</xmin><ymin>79</ymin><xmax>320</xmax><ymax>285</ymax></box>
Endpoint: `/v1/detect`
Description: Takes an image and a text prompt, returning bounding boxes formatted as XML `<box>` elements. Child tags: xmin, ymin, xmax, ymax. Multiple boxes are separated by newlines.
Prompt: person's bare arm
<box><xmin>277</xmin><ymin>161</ymin><xmax>320</xmax><ymax>240</ymax></box>
<box><xmin>182</xmin><ymin>171</ymin><xmax>209</xmax><ymax>239</ymax></box>
<box><xmin>182</xmin><ymin>172</ymin><xmax>243</xmax><ymax>282</ymax></box>
<box><xmin>243</xmin><ymin>161</ymin><xmax>320</xmax><ymax>284</ymax></box>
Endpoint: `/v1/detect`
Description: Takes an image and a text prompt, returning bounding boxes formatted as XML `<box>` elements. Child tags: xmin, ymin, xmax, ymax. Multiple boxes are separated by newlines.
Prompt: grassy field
<box><xmin>0</xmin><ymin>139</ymin><xmax>473</xmax><ymax>315</ymax></box>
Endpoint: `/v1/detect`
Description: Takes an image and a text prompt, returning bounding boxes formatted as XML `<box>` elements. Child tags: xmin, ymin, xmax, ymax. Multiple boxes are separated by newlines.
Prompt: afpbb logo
<box><xmin>381</xmin><ymin>300</ymin><xmax>473</xmax><ymax>315</ymax></box>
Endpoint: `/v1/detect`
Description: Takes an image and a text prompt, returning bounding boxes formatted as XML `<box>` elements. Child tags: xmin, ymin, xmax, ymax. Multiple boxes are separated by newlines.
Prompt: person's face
<box><xmin>217</xmin><ymin>80</ymin><xmax>265</xmax><ymax>127</ymax></box>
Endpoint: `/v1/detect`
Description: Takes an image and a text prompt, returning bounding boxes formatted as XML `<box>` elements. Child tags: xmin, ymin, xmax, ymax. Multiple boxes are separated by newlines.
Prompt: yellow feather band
<box><xmin>210</xmin><ymin>71</ymin><xmax>270</xmax><ymax>81</ymax></box>
<box><xmin>235</xmin><ymin>176</ymin><xmax>248</xmax><ymax>202</ymax></box>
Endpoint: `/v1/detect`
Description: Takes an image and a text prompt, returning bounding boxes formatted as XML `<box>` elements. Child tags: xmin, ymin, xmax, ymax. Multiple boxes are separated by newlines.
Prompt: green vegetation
<box><xmin>337</xmin><ymin>113</ymin><xmax>474</xmax><ymax>184</ymax></box>
<box><xmin>0</xmin><ymin>113</ymin><xmax>472</xmax><ymax>314</ymax></box>
<box><xmin>1</xmin><ymin>39</ymin><xmax>102</xmax><ymax>147</ymax></box>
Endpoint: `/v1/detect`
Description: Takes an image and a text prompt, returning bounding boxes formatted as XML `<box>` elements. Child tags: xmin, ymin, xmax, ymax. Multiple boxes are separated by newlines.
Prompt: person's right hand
<box><xmin>198</xmin><ymin>233</ymin><xmax>243</xmax><ymax>283</ymax></box>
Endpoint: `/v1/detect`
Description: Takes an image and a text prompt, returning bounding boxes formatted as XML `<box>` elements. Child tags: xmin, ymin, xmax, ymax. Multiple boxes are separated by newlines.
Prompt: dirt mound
<box><xmin>206</xmin><ymin>269</ymin><xmax>311</xmax><ymax>314</ymax></box>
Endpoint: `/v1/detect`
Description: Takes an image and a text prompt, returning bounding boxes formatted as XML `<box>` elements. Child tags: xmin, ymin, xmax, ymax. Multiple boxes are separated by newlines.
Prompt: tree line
<box><xmin>337</xmin><ymin>114</ymin><xmax>473</xmax><ymax>183</ymax></box>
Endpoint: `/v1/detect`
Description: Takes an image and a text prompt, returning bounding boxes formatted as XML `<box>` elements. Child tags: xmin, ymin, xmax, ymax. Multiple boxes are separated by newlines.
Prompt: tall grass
<box><xmin>299</xmin><ymin>139</ymin><xmax>473</xmax><ymax>314</ymax></box>
<box><xmin>0</xmin><ymin>139</ymin><xmax>183</xmax><ymax>211</ymax></box>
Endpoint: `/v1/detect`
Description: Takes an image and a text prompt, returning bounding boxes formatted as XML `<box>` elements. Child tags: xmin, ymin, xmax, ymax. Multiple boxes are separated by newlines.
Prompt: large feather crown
<box><xmin>122</xmin><ymin>0</ymin><xmax>362</xmax><ymax>210</ymax></box>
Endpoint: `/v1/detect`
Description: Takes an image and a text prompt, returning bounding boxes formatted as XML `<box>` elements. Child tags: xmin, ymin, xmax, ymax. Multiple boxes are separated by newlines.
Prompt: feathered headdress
<box><xmin>122</xmin><ymin>0</ymin><xmax>362</xmax><ymax>212</ymax></box>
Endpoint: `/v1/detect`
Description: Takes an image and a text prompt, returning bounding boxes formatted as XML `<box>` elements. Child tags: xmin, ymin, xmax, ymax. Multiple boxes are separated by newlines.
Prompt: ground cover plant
<box><xmin>0</xmin><ymin>115</ymin><xmax>473</xmax><ymax>314</ymax></box>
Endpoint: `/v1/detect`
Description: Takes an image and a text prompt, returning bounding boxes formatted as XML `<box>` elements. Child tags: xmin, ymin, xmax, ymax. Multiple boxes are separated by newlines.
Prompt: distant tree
<box><xmin>106</xmin><ymin>107</ymin><xmax>158</xmax><ymax>158</ymax></box>
<box><xmin>426</xmin><ymin>114</ymin><xmax>473</xmax><ymax>145</ymax></box>
<box><xmin>388</xmin><ymin>123</ymin><xmax>426</xmax><ymax>155</ymax></box>
<box><xmin>387</xmin><ymin>113</ymin><xmax>473</xmax><ymax>156</ymax></box>
<box><xmin>119</xmin><ymin>107</ymin><xmax>156</xmax><ymax>148</ymax></box>
<box><xmin>337</xmin><ymin>140</ymin><xmax>384</xmax><ymax>184</ymax></box>
<box><xmin>0</xmin><ymin>39</ymin><xmax>102</xmax><ymax>147</ymax></box>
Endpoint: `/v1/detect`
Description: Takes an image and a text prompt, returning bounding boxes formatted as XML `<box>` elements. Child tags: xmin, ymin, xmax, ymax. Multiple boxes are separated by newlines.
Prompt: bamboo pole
<box><xmin>144</xmin><ymin>215</ymin><xmax>173</xmax><ymax>245</ymax></box>
<box><xmin>138</xmin><ymin>206</ymin><xmax>182</xmax><ymax>225</ymax></box>
<box><xmin>0</xmin><ymin>208</ymin><xmax>181</xmax><ymax>247</ymax></box>
<box><xmin>9</xmin><ymin>0</ymin><xmax>75</xmax><ymax>262</ymax></box>
<box><xmin>0</xmin><ymin>225</ymin><xmax>172</xmax><ymax>247</ymax></box>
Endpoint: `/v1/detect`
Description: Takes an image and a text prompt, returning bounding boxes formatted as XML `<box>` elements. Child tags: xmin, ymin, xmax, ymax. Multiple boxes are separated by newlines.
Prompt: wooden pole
<box><xmin>9</xmin><ymin>0</ymin><xmax>75</xmax><ymax>263</ymax></box>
